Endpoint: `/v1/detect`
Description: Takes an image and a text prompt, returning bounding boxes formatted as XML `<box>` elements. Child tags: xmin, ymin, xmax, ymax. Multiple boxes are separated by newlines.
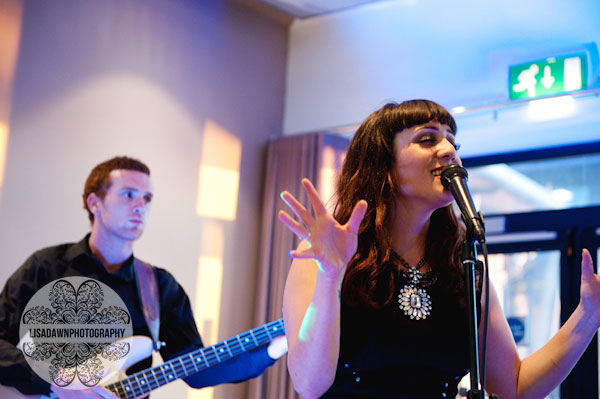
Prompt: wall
<box><xmin>0</xmin><ymin>1</ymin><xmax>287</xmax><ymax>398</ymax></box>
<box><xmin>283</xmin><ymin>0</ymin><xmax>600</xmax><ymax>156</ymax></box>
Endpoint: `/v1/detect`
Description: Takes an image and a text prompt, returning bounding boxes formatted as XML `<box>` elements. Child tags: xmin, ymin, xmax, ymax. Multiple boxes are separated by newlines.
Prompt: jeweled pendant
<box><xmin>398</xmin><ymin>284</ymin><xmax>432</xmax><ymax>320</ymax></box>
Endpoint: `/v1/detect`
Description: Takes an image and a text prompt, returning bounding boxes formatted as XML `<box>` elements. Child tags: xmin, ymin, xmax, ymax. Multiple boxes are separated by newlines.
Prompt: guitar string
<box><xmin>115</xmin><ymin>322</ymin><xmax>283</xmax><ymax>397</ymax></box>
<box><xmin>106</xmin><ymin>320</ymin><xmax>284</xmax><ymax>398</ymax></box>
<box><xmin>114</xmin><ymin>326</ymin><xmax>284</xmax><ymax>399</ymax></box>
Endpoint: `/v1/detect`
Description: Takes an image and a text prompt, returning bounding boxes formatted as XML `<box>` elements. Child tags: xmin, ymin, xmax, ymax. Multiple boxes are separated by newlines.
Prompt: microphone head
<box><xmin>440</xmin><ymin>164</ymin><xmax>468</xmax><ymax>189</ymax></box>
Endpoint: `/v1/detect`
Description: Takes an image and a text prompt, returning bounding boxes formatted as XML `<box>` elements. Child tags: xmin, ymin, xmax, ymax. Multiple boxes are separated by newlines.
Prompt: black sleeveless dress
<box><xmin>322</xmin><ymin>273</ymin><xmax>480</xmax><ymax>398</ymax></box>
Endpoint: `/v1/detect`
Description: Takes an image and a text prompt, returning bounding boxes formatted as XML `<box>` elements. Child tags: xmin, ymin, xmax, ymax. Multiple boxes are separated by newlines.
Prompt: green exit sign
<box><xmin>509</xmin><ymin>53</ymin><xmax>587</xmax><ymax>99</ymax></box>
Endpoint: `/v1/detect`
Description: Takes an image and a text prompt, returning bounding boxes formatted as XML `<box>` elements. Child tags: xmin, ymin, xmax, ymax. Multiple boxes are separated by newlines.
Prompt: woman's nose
<box><xmin>438</xmin><ymin>138</ymin><xmax>457</xmax><ymax>161</ymax></box>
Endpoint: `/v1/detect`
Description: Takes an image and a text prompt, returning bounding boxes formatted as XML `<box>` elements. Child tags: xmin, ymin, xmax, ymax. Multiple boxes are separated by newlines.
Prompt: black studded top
<box><xmin>322</xmin><ymin>272</ymin><xmax>483</xmax><ymax>399</ymax></box>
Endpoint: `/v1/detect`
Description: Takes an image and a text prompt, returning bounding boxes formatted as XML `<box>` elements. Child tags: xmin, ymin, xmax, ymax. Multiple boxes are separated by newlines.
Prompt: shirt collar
<box><xmin>64</xmin><ymin>234</ymin><xmax>94</xmax><ymax>262</ymax></box>
<box><xmin>65</xmin><ymin>234</ymin><xmax>136</xmax><ymax>282</ymax></box>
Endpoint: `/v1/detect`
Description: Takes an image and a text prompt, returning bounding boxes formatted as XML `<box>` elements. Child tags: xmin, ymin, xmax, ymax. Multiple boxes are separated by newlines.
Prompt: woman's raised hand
<box><xmin>278</xmin><ymin>178</ymin><xmax>367</xmax><ymax>281</ymax></box>
<box><xmin>579</xmin><ymin>249</ymin><xmax>600</xmax><ymax>323</ymax></box>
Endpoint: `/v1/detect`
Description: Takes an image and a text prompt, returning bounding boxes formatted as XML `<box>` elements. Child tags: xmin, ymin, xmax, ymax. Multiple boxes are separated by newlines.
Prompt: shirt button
<box><xmin>444</xmin><ymin>383</ymin><xmax>449</xmax><ymax>388</ymax></box>
<box><xmin>442</xmin><ymin>393</ymin><xmax>446</xmax><ymax>398</ymax></box>
<box><xmin>344</xmin><ymin>363</ymin><xmax>349</xmax><ymax>368</ymax></box>
<box><xmin>355</xmin><ymin>377</ymin><xmax>360</xmax><ymax>382</ymax></box>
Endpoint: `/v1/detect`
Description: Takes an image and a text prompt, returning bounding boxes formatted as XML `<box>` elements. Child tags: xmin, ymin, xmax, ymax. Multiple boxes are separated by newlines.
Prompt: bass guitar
<box><xmin>0</xmin><ymin>318</ymin><xmax>285</xmax><ymax>399</ymax></box>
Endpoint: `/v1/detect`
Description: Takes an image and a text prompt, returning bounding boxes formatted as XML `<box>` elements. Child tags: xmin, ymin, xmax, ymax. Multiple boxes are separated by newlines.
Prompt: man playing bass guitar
<box><xmin>0</xmin><ymin>156</ymin><xmax>286</xmax><ymax>399</ymax></box>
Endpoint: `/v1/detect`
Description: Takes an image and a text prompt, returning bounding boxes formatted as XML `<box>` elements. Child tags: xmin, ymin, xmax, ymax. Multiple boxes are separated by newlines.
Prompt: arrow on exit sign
<box><xmin>509</xmin><ymin>53</ymin><xmax>587</xmax><ymax>100</ymax></box>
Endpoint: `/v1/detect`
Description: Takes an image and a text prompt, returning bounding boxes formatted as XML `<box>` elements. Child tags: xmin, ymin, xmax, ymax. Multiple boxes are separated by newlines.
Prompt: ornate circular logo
<box><xmin>19</xmin><ymin>277</ymin><xmax>133</xmax><ymax>390</ymax></box>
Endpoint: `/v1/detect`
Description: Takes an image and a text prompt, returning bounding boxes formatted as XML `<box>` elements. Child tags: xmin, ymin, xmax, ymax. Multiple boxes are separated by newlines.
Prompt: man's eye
<box><xmin>419</xmin><ymin>137</ymin><xmax>436</xmax><ymax>144</ymax></box>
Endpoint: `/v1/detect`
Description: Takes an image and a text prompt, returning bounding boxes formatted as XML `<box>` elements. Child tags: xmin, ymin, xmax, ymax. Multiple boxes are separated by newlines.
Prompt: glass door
<box><xmin>458</xmin><ymin>145</ymin><xmax>600</xmax><ymax>399</ymax></box>
<box><xmin>455</xmin><ymin>208</ymin><xmax>600</xmax><ymax>399</ymax></box>
<box><xmin>486</xmin><ymin>249</ymin><xmax>561</xmax><ymax>399</ymax></box>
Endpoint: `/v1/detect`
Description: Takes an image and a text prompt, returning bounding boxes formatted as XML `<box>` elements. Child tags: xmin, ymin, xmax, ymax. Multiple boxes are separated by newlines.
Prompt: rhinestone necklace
<box><xmin>397</xmin><ymin>255</ymin><xmax>432</xmax><ymax>320</ymax></box>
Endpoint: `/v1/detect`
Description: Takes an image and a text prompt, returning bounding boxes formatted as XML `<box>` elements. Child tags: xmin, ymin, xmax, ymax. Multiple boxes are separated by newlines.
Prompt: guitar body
<box><xmin>0</xmin><ymin>319</ymin><xmax>284</xmax><ymax>399</ymax></box>
<box><xmin>0</xmin><ymin>335</ymin><xmax>153</xmax><ymax>399</ymax></box>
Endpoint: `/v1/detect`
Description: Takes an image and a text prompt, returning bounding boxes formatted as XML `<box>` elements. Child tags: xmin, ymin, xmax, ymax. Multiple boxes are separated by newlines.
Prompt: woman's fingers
<box><xmin>301</xmin><ymin>178</ymin><xmax>329</xmax><ymax>217</ymax></box>
<box><xmin>281</xmin><ymin>190</ymin><xmax>315</xmax><ymax>226</ymax></box>
<box><xmin>279</xmin><ymin>181</ymin><xmax>366</xmax><ymax>272</ymax></box>
<box><xmin>278</xmin><ymin>210</ymin><xmax>311</xmax><ymax>239</ymax></box>
<box><xmin>581</xmin><ymin>248</ymin><xmax>600</xmax><ymax>281</ymax></box>
<box><xmin>347</xmin><ymin>200</ymin><xmax>368</xmax><ymax>234</ymax></box>
<box><xmin>581</xmin><ymin>248</ymin><xmax>595</xmax><ymax>278</ymax></box>
<box><xmin>579</xmin><ymin>248</ymin><xmax>600</xmax><ymax>315</ymax></box>
<box><xmin>289</xmin><ymin>247</ymin><xmax>316</xmax><ymax>259</ymax></box>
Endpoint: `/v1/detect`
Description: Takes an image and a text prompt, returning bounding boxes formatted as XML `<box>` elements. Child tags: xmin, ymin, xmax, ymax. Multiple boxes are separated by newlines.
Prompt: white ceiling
<box><xmin>253</xmin><ymin>0</ymin><xmax>385</xmax><ymax>18</ymax></box>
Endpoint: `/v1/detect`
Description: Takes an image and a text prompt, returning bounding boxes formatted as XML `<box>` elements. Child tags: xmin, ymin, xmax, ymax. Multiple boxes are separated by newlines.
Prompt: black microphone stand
<box><xmin>440</xmin><ymin>164</ymin><xmax>498</xmax><ymax>398</ymax></box>
<box><xmin>462</xmin><ymin>220</ymin><xmax>499</xmax><ymax>399</ymax></box>
<box><xmin>462</xmin><ymin>230</ymin><xmax>482</xmax><ymax>399</ymax></box>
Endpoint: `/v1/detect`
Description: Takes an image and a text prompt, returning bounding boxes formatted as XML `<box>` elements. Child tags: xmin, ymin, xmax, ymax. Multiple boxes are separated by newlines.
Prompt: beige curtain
<box><xmin>248</xmin><ymin>132</ymin><xmax>349</xmax><ymax>399</ymax></box>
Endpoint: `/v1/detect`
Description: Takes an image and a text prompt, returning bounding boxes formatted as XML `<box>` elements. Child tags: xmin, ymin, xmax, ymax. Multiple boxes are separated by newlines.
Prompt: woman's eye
<box><xmin>419</xmin><ymin>137</ymin><xmax>435</xmax><ymax>144</ymax></box>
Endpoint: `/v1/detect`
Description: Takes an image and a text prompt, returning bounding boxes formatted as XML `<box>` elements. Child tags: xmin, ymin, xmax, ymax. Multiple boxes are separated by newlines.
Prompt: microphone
<box><xmin>440</xmin><ymin>164</ymin><xmax>485</xmax><ymax>243</ymax></box>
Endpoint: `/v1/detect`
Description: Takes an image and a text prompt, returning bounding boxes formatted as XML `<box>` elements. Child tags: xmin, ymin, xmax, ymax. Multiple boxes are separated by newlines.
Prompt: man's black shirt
<box><xmin>0</xmin><ymin>235</ymin><xmax>274</xmax><ymax>395</ymax></box>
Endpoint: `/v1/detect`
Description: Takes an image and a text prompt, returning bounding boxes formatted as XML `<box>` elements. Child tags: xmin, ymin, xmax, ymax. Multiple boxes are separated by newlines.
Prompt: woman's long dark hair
<box><xmin>333</xmin><ymin>100</ymin><xmax>466</xmax><ymax>308</ymax></box>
